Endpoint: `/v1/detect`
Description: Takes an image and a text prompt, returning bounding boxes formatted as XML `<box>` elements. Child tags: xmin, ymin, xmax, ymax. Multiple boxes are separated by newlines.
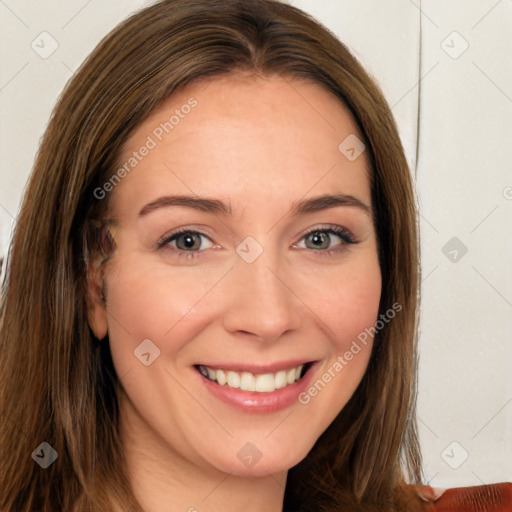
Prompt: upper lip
<box><xmin>195</xmin><ymin>360</ymin><xmax>316</xmax><ymax>374</ymax></box>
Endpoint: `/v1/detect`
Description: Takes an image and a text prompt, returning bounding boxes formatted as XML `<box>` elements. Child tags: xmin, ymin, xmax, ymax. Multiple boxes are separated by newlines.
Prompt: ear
<box><xmin>85</xmin><ymin>259</ymin><xmax>108</xmax><ymax>341</ymax></box>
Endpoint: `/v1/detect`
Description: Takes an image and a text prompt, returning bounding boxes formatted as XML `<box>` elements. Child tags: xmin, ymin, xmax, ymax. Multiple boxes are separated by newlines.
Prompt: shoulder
<box><xmin>411</xmin><ymin>482</ymin><xmax>512</xmax><ymax>511</ymax></box>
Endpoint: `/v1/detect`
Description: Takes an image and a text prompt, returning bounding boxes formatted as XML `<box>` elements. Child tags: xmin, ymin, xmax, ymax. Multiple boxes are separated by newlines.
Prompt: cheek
<box><xmin>330</xmin><ymin>257</ymin><xmax>382</xmax><ymax>381</ymax></box>
<box><xmin>298</xmin><ymin>250</ymin><xmax>382</xmax><ymax>350</ymax></box>
<box><xmin>329</xmin><ymin>265</ymin><xmax>382</xmax><ymax>349</ymax></box>
<box><xmin>102</xmin><ymin>250</ymin><xmax>230</xmax><ymax>368</ymax></box>
<box><xmin>294</xmin><ymin>250</ymin><xmax>381</xmax><ymax>410</ymax></box>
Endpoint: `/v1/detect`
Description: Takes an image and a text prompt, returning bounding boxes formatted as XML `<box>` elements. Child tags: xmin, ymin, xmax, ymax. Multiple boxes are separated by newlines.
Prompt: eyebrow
<box><xmin>291</xmin><ymin>194</ymin><xmax>371</xmax><ymax>216</ymax></box>
<box><xmin>138</xmin><ymin>193</ymin><xmax>371</xmax><ymax>217</ymax></box>
<box><xmin>139</xmin><ymin>195</ymin><xmax>231</xmax><ymax>216</ymax></box>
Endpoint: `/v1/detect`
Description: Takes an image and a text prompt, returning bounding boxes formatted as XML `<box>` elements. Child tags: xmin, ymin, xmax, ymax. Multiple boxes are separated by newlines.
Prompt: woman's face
<box><xmin>88</xmin><ymin>74</ymin><xmax>381</xmax><ymax>478</ymax></box>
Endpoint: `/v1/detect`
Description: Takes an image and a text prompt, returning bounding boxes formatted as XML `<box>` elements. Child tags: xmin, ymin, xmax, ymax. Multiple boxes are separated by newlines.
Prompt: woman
<box><xmin>0</xmin><ymin>1</ymin><xmax>510</xmax><ymax>511</ymax></box>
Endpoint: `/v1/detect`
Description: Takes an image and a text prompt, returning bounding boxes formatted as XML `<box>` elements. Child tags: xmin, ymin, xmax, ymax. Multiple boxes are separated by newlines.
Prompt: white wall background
<box><xmin>1</xmin><ymin>0</ymin><xmax>511</xmax><ymax>490</ymax></box>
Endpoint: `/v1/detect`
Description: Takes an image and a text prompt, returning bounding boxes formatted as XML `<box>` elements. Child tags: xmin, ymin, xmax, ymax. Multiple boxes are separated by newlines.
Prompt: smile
<box><xmin>196</xmin><ymin>362</ymin><xmax>312</xmax><ymax>393</ymax></box>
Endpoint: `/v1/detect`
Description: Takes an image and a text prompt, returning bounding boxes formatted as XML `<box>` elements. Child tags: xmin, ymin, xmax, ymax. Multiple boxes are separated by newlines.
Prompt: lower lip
<box><xmin>196</xmin><ymin>363</ymin><xmax>318</xmax><ymax>414</ymax></box>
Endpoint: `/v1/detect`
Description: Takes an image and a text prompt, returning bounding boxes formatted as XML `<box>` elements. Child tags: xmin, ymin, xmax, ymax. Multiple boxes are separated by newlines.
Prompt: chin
<box><xmin>207</xmin><ymin>442</ymin><xmax>312</xmax><ymax>478</ymax></box>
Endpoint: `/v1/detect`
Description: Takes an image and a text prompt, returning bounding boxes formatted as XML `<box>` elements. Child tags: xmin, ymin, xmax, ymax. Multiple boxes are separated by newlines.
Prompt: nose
<box><xmin>222</xmin><ymin>250</ymin><xmax>302</xmax><ymax>342</ymax></box>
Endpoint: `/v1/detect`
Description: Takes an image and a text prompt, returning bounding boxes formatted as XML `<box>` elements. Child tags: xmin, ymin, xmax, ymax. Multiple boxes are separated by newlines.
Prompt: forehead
<box><xmin>109</xmin><ymin>73</ymin><xmax>371</xmax><ymax>220</ymax></box>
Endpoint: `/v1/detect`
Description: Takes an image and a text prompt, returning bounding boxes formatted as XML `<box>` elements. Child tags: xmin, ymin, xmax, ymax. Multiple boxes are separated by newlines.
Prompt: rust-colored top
<box><xmin>419</xmin><ymin>483</ymin><xmax>512</xmax><ymax>511</ymax></box>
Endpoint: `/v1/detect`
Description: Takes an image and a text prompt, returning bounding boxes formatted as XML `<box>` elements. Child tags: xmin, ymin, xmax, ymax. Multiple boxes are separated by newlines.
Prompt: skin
<box><xmin>87</xmin><ymin>73</ymin><xmax>382</xmax><ymax>512</ymax></box>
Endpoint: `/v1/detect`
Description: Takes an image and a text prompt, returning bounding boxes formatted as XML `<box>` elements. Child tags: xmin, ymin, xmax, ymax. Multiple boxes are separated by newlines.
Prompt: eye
<box><xmin>295</xmin><ymin>225</ymin><xmax>356</xmax><ymax>251</ymax></box>
<box><xmin>157</xmin><ymin>229</ymin><xmax>214</xmax><ymax>255</ymax></box>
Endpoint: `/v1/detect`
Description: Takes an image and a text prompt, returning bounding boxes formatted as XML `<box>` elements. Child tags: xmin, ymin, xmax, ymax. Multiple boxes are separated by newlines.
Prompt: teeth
<box><xmin>240</xmin><ymin>372</ymin><xmax>256</xmax><ymax>392</ymax></box>
<box><xmin>255</xmin><ymin>373</ymin><xmax>275</xmax><ymax>392</ymax></box>
<box><xmin>198</xmin><ymin>363</ymin><xmax>307</xmax><ymax>393</ymax></box>
<box><xmin>275</xmin><ymin>370</ymin><xmax>287</xmax><ymax>389</ymax></box>
<box><xmin>286</xmin><ymin>368</ymin><xmax>296</xmax><ymax>384</ymax></box>
<box><xmin>216</xmin><ymin>369</ymin><xmax>227</xmax><ymax>386</ymax></box>
<box><xmin>227</xmin><ymin>371</ymin><xmax>240</xmax><ymax>389</ymax></box>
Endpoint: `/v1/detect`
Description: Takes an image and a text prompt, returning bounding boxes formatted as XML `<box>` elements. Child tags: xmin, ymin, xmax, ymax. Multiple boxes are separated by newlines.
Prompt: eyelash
<box><xmin>156</xmin><ymin>224</ymin><xmax>357</xmax><ymax>261</ymax></box>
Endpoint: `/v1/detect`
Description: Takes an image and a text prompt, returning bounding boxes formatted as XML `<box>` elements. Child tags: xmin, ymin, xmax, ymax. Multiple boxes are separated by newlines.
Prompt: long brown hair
<box><xmin>0</xmin><ymin>1</ymin><xmax>423</xmax><ymax>510</ymax></box>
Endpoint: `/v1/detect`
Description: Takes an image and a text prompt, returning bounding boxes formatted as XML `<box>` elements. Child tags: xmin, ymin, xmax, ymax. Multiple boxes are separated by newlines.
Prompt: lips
<box><xmin>195</xmin><ymin>360</ymin><xmax>318</xmax><ymax>413</ymax></box>
<box><xmin>196</xmin><ymin>362</ymin><xmax>312</xmax><ymax>392</ymax></box>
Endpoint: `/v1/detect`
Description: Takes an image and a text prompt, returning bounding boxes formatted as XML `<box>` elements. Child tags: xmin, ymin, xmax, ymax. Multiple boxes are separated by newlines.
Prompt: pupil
<box><xmin>180</xmin><ymin>233</ymin><xmax>199</xmax><ymax>250</ymax></box>
<box><xmin>311</xmin><ymin>232</ymin><xmax>327</xmax><ymax>248</ymax></box>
